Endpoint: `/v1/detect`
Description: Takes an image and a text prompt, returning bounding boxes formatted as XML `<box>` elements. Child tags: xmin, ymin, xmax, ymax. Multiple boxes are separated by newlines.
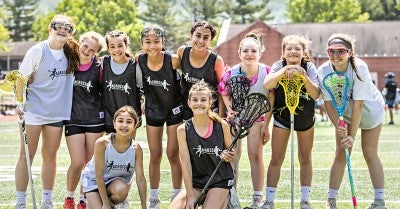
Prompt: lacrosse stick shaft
<box><xmin>20</xmin><ymin>119</ymin><xmax>37</xmax><ymax>209</ymax></box>
<box><xmin>194</xmin><ymin>129</ymin><xmax>244</xmax><ymax>207</ymax></box>
<box><xmin>290</xmin><ymin>113</ymin><xmax>294</xmax><ymax>209</ymax></box>
<box><xmin>339</xmin><ymin>116</ymin><xmax>357</xmax><ymax>208</ymax></box>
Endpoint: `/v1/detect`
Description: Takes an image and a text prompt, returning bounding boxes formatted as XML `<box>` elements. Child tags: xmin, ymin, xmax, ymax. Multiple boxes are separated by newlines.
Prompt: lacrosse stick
<box><xmin>5</xmin><ymin>70</ymin><xmax>37</xmax><ymax>209</ymax></box>
<box><xmin>323</xmin><ymin>71</ymin><xmax>357</xmax><ymax>209</ymax></box>
<box><xmin>194</xmin><ymin>93</ymin><xmax>271</xmax><ymax>207</ymax></box>
<box><xmin>278</xmin><ymin>74</ymin><xmax>306</xmax><ymax>209</ymax></box>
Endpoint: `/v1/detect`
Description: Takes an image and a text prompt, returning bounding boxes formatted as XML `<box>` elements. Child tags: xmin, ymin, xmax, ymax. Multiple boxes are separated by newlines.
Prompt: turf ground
<box><xmin>0</xmin><ymin>115</ymin><xmax>399</xmax><ymax>208</ymax></box>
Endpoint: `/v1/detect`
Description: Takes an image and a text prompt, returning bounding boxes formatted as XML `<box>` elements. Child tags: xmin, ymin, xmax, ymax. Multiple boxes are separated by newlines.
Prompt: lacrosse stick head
<box><xmin>278</xmin><ymin>74</ymin><xmax>306</xmax><ymax>114</ymax></box>
<box><xmin>225</xmin><ymin>74</ymin><xmax>251</xmax><ymax>112</ymax></box>
<box><xmin>322</xmin><ymin>71</ymin><xmax>349</xmax><ymax>116</ymax></box>
<box><xmin>230</xmin><ymin>93</ymin><xmax>271</xmax><ymax>138</ymax></box>
<box><xmin>5</xmin><ymin>70</ymin><xmax>28</xmax><ymax>108</ymax></box>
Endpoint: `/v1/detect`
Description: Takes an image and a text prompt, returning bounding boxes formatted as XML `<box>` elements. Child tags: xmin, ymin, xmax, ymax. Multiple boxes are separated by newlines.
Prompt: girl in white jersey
<box><xmin>15</xmin><ymin>14</ymin><xmax>79</xmax><ymax>209</ymax></box>
<box><xmin>218</xmin><ymin>30</ymin><xmax>273</xmax><ymax>208</ymax></box>
<box><xmin>81</xmin><ymin>105</ymin><xmax>147</xmax><ymax>209</ymax></box>
<box><xmin>318</xmin><ymin>34</ymin><xmax>386</xmax><ymax>209</ymax></box>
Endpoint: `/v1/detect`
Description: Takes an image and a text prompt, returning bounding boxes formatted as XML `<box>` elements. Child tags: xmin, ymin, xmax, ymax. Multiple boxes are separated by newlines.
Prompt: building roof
<box><xmin>224</xmin><ymin>21</ymin><xmax>400</xmax><ymax>57</ymax></box>
<box><xmin>0</xmin><ymin>41</ymin><xmax>38</xmax><ymax>58</ymax></box>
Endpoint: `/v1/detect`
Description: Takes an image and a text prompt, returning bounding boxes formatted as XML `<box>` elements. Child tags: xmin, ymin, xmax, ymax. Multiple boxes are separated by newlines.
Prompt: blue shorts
<box><xmin>386</xmin><ymin>100</ymin><xmax>395</xmax><ymax>108</ymax></box>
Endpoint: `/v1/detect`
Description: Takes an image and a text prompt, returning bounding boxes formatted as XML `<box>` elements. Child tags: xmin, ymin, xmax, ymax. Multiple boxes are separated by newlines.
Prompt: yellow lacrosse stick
<box><xmin>278</xmin><ymin>73</ymin><xmax>306</xmax><ymax>209</ymax></box>
<box><xmin>4</xmin><ymin>70</ymin><xmax>28</xmax><ymax>110</ymax></box>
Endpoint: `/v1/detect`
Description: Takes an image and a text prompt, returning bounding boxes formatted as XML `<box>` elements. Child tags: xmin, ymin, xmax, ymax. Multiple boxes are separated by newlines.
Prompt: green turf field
<box><xmin>0</xmin><ymin>116</ymin><xmax>399</xmax><ymax>208</ymax></box>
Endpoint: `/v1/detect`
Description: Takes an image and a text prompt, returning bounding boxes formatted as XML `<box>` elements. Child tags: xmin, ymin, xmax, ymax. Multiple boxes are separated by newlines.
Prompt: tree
<box><xmin>286</xmin><ymin>0</ymin><xmax>370</xmax><ymax>22</ymax></box>
<box><xmin>0</xmin><ymin>6</ymin><xmax>10</xmax><ymax>51</ymax></box>
<box><xmin>360</xmin><ymin>0</ymin><xmax>400</xmax><ymax>20</ymax></box>
<box><xmin>181</xmin><ymin>0</ymin><xmax>224</xmax><ymax>24</ymax></box>
<box><xmin>222</xmin><ymin>0</ymin><xmax>274</xmax><ymax>24</ymax></box>
<box><xmin>32</xmin><ymin>0</ymin><xmax>143</xmax><ymax>52</ymax></box>
<box><xmin>3</xmin><ymin>0</ymin><xmax>38</xmax><ymax>41</ymax></box>
<box><xmin>138</xmin><ymin>0</ymin><xmax>189</xmax><ymax>51</ymax></box>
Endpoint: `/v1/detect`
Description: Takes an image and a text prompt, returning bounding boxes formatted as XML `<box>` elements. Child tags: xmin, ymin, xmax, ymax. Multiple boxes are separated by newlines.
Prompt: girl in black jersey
<box><xmin>136</xmin><ymin>25</ymin><xmax>183</xmax><ymax>208</ymax></box>
<box><xmin>63</xmin><ymin>31</ymin><xmax>106</xmax><ymax>209</ymax></box>
<box><xmin>102</xmin><ymin>30</ymin><xmax>142</xmax><ymax>133</ymax></box>
<box><xmin>169</xmin><ymin>81</ymin><xmax>235</xmax><ymax>209</ymax></box>
<box><xmin>177</xmin><ymin>21</ymin><xmax>226</xmax><ymax>120</ymax></box>
<box><xmin>261</xmin><ymin>35</ymin><xmax>320</xmax><ymax>209</ymax></box>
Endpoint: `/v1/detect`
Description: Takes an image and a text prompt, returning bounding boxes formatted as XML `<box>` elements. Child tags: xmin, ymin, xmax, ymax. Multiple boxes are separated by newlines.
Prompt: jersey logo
<box><xmin>146</xmin><ymin>76</ymin><xmax>170</xmax><ymax>91</ymax></box>
<box><xmin>48</xmin><ymin>68</ymin><xmax>67</xmax><ymax>80</ymax></box>
<box><xmin>184</xmin><ymin>73</ymin><xmax>204</xmax><ymax>84</ymax></box>
<box><xmin>106</xmin><ymin>160</ymin><xmax>134</xmax><ymax>172</ymax></box>
<box><xmin>193</xmin><ymin>145</ymin><xmax>221</xmax><ymax>157</ymax></box>
<box><xmin>74</xmin><ymin>80</ymin><xmax>93</xmax><ymax>92</ymax></box>
<box><xmin>105</xmin><ymin>80</ymin><xmax>132</xmax><ymax>94</ymax></box>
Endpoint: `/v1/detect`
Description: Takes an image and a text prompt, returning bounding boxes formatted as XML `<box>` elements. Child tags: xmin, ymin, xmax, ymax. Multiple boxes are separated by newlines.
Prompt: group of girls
<box><xmin>13</xmin><ymin>13</ymin><xmax>386</xmax><ymax>209</ymax></box>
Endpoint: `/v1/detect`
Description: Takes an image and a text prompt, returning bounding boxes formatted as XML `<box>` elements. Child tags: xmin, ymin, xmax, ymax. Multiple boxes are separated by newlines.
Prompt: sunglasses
<box><xmin>327</xmin><ymin>48</ymin><xmax>350</xmax><ymax>57</ymax></box>
<box><xmin>51</xmin><ymin>21</ymin><xmax>74</xmax><ymax>33</ymax></box>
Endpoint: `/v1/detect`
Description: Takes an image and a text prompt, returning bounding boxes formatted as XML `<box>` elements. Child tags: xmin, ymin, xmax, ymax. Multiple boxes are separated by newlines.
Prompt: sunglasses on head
<box><xmin>327</xmin><ymin>48</ymin><xmax>350</xmax><ymax>56</ymax></box>
<box><xmin>51</xmin><ymin>21</ymin><xmax>74</xmax><ymax>33</ymax></box>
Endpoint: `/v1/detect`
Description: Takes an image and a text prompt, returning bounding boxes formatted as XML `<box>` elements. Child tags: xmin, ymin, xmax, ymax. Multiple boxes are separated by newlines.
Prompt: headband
<box><xmin>328</xmin><ymin>38</ymin><xmax>352</xmax><ymax>49</ymax></box>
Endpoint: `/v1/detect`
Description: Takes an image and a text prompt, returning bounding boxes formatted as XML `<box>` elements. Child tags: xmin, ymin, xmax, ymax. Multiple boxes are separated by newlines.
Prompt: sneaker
<box><xmin>15</xmin><ymin>202</ymin><xmax>27</xmax><ymax>209</ymax></box>
<box><xmin>77</xmin><ymin>200</ymin><xmax>86</xmax><ymax>209</ymax></box>
<box><xmin>300</xmin><ymin>200</ymin><xmax>312</xmax><ymax>209</ymax></box>
<box><xmin>116</xmin><ymin>199</ymin><xmax>130</xmax><ymax>209</ymax></box>
<box><xmin>149</xmin><ymin>197</ymin><xmax>161</xmax><ymax>209</ymax></box>
<box><xmin>325</xmin><ymin>198</ymin><xmax>337</xmax><ymax>209</ymax></box>
<box><xmin>365</xmin><ymin>199</ymin><xmax>387</xmax><ymax>209</ymax></box>
<box><xmin>40</xmin><ymin>199</ymin><xmax>55</xmax><ymax>209</ymax></box>
<box><xmin>389</xmin><ymin>121</ymin><xmax>394</xmax><ymax>125</ymax></box>
<box><xmin>63</xmin><ymin>198</ymin><xmax>76</xmax><ymax>209</ymax></box>
<box><xmin>261</xmin><ymin>201</ymin><xmax>274</xmax><ymax>209</ymax></box>
<box><xmin>250</xmin><ymin>195</ymin><xmax>264</xmax><ymax>208</ymax></box>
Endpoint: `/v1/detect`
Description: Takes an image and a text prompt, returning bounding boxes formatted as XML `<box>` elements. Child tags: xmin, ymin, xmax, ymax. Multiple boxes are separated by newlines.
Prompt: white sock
<box><xmin>374</xmin><ymin>189</ymin><xmax>385</xmax><ymax>200</ymax></box>
<box><xmin>65</xmin><ymin>190</ymin><xmax>75</xmax><ymax>199</ymax></box>
<box><xmin>253</xmin><ymin>191</ymin><xmax>263</xmax><ymax>196</ymax></box>
<box><xmin>301</xmin><ymin>186</ymin><xmax>311</xmax><ymax>202</ymax></box>
<box><xmin>79</xmin><ymin>194</ymin><xmax>86</xmax><ymax>202</ymax></box>
<box><xmin>150</xmin><ymin>189</ymin><xmax>159</xmax><ymax>199</ymax></box>
<box><xmin>16</xmin><ymin>191</ymin><xmax>26</xmax><ymax>204</ymax></box>
<box><xmin>327</xmin><ymin>189</ymin><xmax>339</xmax><ymax>199</ymax></box>
<box><xmin>42</xmin><ymin>190</ymin><xmax>53</xmax><ymax>201</ymax></box>
<box><xmin>266</xmin><ymin>187</ymin><xmax>276</xmax><ymax>202</ymax></box>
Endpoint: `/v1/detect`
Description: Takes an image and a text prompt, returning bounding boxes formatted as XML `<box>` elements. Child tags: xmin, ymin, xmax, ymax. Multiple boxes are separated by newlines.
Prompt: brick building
<box><xmin>214</xmin><ymin>20</ymin><xmax>400</xmax><ymax>90</ymax></box>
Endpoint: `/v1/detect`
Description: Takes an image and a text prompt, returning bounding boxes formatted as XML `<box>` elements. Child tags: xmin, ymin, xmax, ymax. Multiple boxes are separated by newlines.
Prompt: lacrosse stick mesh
<box><xmin>322</xmin><ymin>71</ymin><xmax>349</xmax><ymax>116</ymax></box>
<box><xmin>278</xmin><ymin>74</ymin><xmax>306</xmax><ymax>114</ymax></box>
<box><xmin>5</xmin><ymin>70</ymin><xmax>28</xmax><ymax>105</ymax></box>
<box><xmin>230</xmin><ymin>93</ymin><xmax>271</xmax><ymax>138</ymax></box>
<box><xmin>225</xmin><ymin>74</ymin><xmax>251</xmax><ymax>112</ymax></box>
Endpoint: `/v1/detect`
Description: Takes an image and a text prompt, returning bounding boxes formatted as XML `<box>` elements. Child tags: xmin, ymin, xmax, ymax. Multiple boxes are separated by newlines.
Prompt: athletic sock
<box><xmin>42</xmin><ymin>190</ymin><xmax>53</xmax><ymax>201</ymax></box>
<box><xmin>79</xmin><ymin>194</ymin><xmax>86</xmax><ymax>203</ymax></box>
<box><xmin>327</xmin><ymin>189</ymin><xmax>339</xmax><ymax>199</ymax></box>
<box><xmin>150</xmin><ymin>189</ymin><xmax>159</xmax><ymax>199</ymax></box>
<box><xmin>65</xmin><ymin>190</ymin><xmax>75</xmax><ymax>199</ymax></box>
<box><xmin>374</xmin><ymin>189</ymin><xmax>385</xmax><ymax>200</ymax></box>
<box><xmin>265</xmin><ymin>187</ymin><xmax>276</xmax><ymax>202</ymax></box>
<box><xmin>16</xmin><ymin>191</ymin><xmax>26</xmax><ymax>204</ymax></box>
<box><xmin>301</xmin><ymin>186</ymin><xmax>311</xmax><ymax>202</ymax></box>
<box><xmin>253</xmin><ymin>190</ymin><xmax>263</xmax><ymax>196</ymax></box>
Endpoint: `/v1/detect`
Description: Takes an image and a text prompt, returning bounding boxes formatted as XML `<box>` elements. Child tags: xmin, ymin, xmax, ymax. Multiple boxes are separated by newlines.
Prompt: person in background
<box><xmin>262</xmin><ymin>35</ymin><xmax>319</xmax><ymax>209</ymax></box>
<box><xmin>63</xmin><ymin>31</ymin><xmax>106</xmax><ymax>209</ymax></box>
<box><xmin>14</xmin><ymin>14</ymin><xmax>79</xmax><ymax>209</ymax></box>
<box><xmin>169</xmin><ymin>81</ymin><xmax>235</xmax><ymax>209</ymax></box>
<box><xmin>218</xmin><ymin>30</ymin><xmax>273</xmax><ymax>208</ymax></box>
<box><xmin>382</xmin><ymin>72</ymin><xmax>397</xmax><ymax>125</ymax></box>
<box><xmin>81</xmin><ymin>105</ymin><xmax>147</xmax><ymax>209</ymax></box>
<box><xmin>136</xmin><ymin>25</ymin><xmax>183</xmax><ymax>208</ymax></box>
<box><xmin>318</xmin><ymin>33</ymin><xmax>386</xmax><ymax>209</ymax></box>
<box><xmin>177</xmin><ymin>21</ymin><xmax>226</xmax><ymax>120</ymax></box>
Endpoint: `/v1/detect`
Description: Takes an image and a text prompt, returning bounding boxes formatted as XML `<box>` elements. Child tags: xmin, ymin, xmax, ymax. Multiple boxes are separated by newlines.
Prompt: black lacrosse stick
<box><xmin>194</xmin><ymin>93</ymin><xmax>271</xmax><ymax>207</ymax></box>
<box><xmin>225</xmin><ymin>74</ymin><xmax>251</xmax><ymax>113</ymax></box>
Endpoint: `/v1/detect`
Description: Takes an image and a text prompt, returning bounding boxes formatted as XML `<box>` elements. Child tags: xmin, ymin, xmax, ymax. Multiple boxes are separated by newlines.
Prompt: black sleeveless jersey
<box><xmin>138</xmin><ymin>53</ymin><xmax>182</xmax><ymax>121</ymax></box>
<box><xmin>273</xmin><ymin>60</ymin><xmax>315</xmax><ymax>131</ymax></box>
<box><xmin>185</xmin><ymin>119</ymin><xmax>234</xmax><ymax>189</ymax></box>
<box><xmin>385</xmin><ymin>79</ymin><xmax>397</xmax><ymax>101</ymax></box>
<box><xmin>66</xmin><ymin>58</ymin><xmax>104</xmax><ymax>125</ymax></box>
<box><xmin>181</xmin><ymin>47</ymin><xmax>218</xmax><ymax>120</ymax></box>
<box><xmin>102</xmin><ymin>56</ymin><xmax>142</xmax><ymax>128</ymax></box>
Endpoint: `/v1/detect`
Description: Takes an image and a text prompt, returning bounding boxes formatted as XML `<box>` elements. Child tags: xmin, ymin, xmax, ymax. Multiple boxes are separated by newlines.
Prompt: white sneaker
<box><xmin>15</xmin><ymin>202</ymin><xmax>27</xmax><ymax>209</ymax></box>
<box><xmin>116</xmin><ymin>199</ymin><xmax>130</xmax><ymax>209</ymax></box>
<box><xmin>365</xmin><ymin>199</ymin><xmax>386</xmax><ymax>209</ymax></box>
<box><xmin>149</xmin><ymin>197</ymin><xmax>161</xmax><ymax>209</ymax></box>
<box><xmin>300</xmin><ymin>200</ymin><xmax>312</xmax><ymax>209</ymax></box>
<box><xmin>250</xmin><ymin>195</ymin><xmax>264</xmax><ymax>208</ymax></box>
<box><xmin>261</xmin><ymin>201</ymin><xmax>274</xmax><ymax>209</ymax></box>
<box><xmin>325</xmin><ymin>198</ymin><xmax>337</xmax><ymax>209</ymax></box>
<box><xmin>40</xmin><ymin>199</ymin><xmax>55</xmax><ymax>209</ymax></box>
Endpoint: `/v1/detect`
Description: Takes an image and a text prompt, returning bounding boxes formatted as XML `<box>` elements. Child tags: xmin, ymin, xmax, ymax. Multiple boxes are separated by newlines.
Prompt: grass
<box><xmin>0</xmin><ymin>115</ymin><xmax>399</xmax><ymax>208</ymax></box>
